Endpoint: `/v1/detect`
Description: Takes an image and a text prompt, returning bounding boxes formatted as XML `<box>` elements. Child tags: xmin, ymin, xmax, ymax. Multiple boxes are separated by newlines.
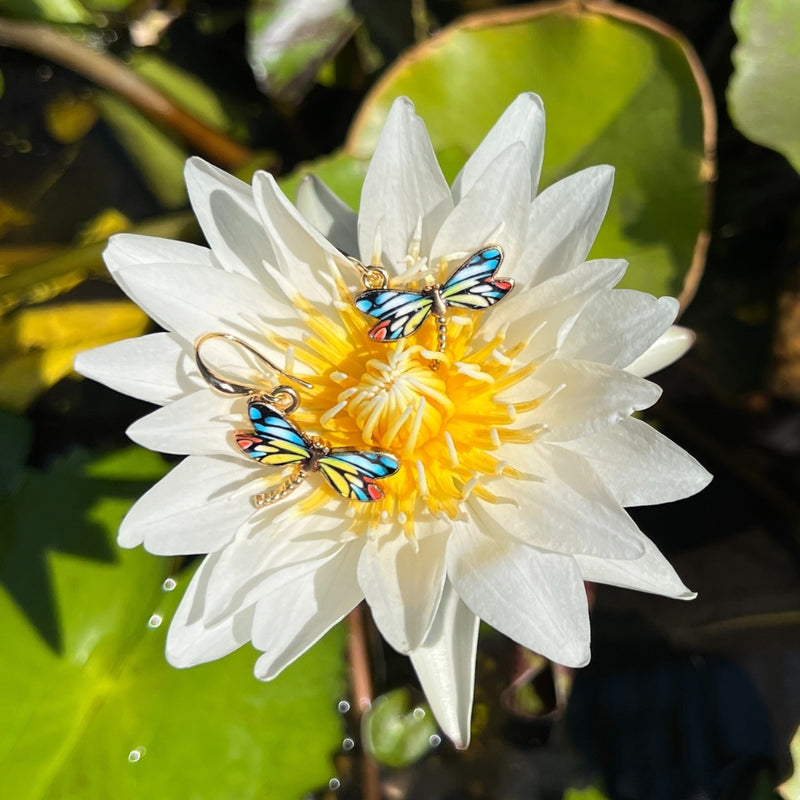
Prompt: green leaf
<box><xmin>728</xmin><ymin>0</ymin><xmax>800</xmax><ymax>174</ymax></box>
<box><xmin>344</xmin><ymin>2</ymin><xmax>713</xmax><ymax>302</ymax></box>
<box><xmin>0</xmin><ymin>0</ymin><xmax>91</xmax><ymax>23</ymax></box>
<box><xmin>81</xmin><ymin>0</ymin><xmax>135</xmax><ymax>10</ymax></box>
<box><xmin>129</xmin><ymin>52</ymin><xmax>235</xmax><ymax>134</ymax></box>
<box><xmin>0</xmin><ymin>300</ymin><xmax>149</xmax><ymax>411</ymax></box>
<box><xmin>0</xmin><ymin>447</ymin><xmax>346</xmax><ymax>799</ymax></box>
<box><xmin>362</xmin><ymin>688</ymin><xmax>438</xmax><ymax>767</ymax></box>
<box><xmin>0</xmin><ymin>211</ymin><xmax>197</xmax><ymax>316</ymax></box>
<box><xmin>95</xmin><ymin>92</ymin><xmax>188</xmax><ymax>209</ymax></box>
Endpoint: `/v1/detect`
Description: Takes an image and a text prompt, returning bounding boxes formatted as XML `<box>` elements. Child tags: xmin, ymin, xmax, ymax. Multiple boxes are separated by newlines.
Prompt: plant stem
<box><xmin>347</xmin><ymin>603</ymin><xmax>373</xmax><ymax>713</ymax></box>
<box><xmin>347</xmin><ymin>604</ymin><xmax>380</xmax><ymax>800</ymax></box>
<box><xmin>0</xmin><ymin>18</ymin><xmax>253</xmax><ymax>169</ymax></box>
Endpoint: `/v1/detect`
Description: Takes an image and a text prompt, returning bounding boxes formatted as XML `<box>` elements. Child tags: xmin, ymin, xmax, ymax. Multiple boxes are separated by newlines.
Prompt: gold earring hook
<box><xmin>347</xmin><ymin>255</ymin><xmax>389</xmax><ymax>290</ymax></box>
<box><xmin>194</xmin><ymin>332</ymin><xmax>312</xmax><ymax>413</ymax></box>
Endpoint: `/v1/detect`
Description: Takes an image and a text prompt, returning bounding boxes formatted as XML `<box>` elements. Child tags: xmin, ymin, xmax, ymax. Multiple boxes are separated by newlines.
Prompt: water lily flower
<box><xmin>75</xmin><ymin>93</ymin><xmax>711</xmax><ymax>748</ymax></box>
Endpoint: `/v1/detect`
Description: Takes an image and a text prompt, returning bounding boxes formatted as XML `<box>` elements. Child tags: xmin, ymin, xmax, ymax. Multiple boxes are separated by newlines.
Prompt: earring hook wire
<box><xmin>194</xmin><ymin>332</ymin><xmax>312</xmax><ymax>413</ymax></box>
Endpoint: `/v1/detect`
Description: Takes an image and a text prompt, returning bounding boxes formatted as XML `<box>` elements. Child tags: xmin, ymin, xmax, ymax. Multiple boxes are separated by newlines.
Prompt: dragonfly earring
<box><xmin>352</xmin><ymin>245</ymin><xmax>514</xmax><ymax>355</ymax></box>
<box><xmin>195</xmin><ymin>333</ymin><xmax>400</xmax><ymax>507</ymax></box>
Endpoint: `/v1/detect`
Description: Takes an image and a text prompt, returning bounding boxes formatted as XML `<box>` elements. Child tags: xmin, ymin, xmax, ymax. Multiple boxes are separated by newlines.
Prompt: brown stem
<box><xmin>347</xmin><ymin>602</ymin><xmax>374</xmax><ymax>715</ymax></box>
<box><xmin>346</xmin><ymin>603</ymin><xmax>380</xmax><ymax>800</ymax></box>
<box><xmin>0</xmin><ymin>17</ymin><xmax>253</xmax><ymax>169</ymax></box>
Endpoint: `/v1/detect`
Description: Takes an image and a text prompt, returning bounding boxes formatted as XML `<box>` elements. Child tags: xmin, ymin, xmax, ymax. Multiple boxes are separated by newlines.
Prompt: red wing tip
<box><xmin>493</xmin><ymin>279</ymin><xmax>514</xmax><ymax>290</ymax></box>
<box><xmin>370</xmin><ymin>322</ymin><xmax>389</xmax><ymax>341</ymax></box>
<box><xmin>234</xmin><ymin>432</ymin><xmax>259</xmax><ymax>450</ymax></box>
<box><xmin>365</xmin><ymin>480</ymin><xmax>384</xmax><ymax>501</ymax></box>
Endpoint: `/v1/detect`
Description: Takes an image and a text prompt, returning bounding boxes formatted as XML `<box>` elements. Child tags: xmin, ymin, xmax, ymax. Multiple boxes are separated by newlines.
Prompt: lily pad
<box><xmin>728</xmin><ymin>0</ymin><xmax>800</xmax><ymax>174</ymax></box>
<box><xmin>0</xmin><ymin>447</ymin><xmax>346</xmax><ymax>799</ymax></box>
<box><xmin>342</xmin><ymin>1</ymin><xmax>714</xmax><ymax>305</ymax></box>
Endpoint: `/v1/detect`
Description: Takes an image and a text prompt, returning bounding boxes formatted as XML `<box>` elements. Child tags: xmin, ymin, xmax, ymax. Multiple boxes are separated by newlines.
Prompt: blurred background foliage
<box><xmin>0</xmin><ymin>0</ymin><xmax>799</xmax><ymax>798</ymax></box>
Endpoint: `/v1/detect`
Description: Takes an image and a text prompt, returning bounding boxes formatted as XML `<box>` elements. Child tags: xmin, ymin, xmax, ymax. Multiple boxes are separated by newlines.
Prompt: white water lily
<box><xmin>75</xmin><ymin>93</ymin><xmax>710</xmax><ymax>748</ymax></box>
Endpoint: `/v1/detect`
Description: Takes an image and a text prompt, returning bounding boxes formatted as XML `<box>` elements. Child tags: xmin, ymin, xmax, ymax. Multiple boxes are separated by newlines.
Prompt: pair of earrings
<box><xmin>195</xmin><ymin>246</ymin><xmax>514</xmax><ymax>507</ymax></box>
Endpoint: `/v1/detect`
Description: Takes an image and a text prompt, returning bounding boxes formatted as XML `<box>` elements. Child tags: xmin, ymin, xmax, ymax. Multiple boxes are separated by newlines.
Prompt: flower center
<box><xmin>269</xmin><ymin>295</ymin><xmax>543</xmax><ymax>538</ymax></box>
<box><xmin>345</xmin><ymin>342</ymin><xmax>454</xmax><ymax>450</ymax></box>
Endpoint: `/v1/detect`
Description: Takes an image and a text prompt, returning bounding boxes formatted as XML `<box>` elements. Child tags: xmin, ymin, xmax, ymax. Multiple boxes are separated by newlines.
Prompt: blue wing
<box><xmin>318</xmin><ymin>450</ymin><xmax>400</xmax><ymax>501</ymax></box>
<box><xmin>234</xmin><ymin>401</ymin><xmax>311</xmax><ymax>465</ymax></box>
<box><xmin>354</xmin><ymin>289</ymin><xmax>434</xmax><ymax>341</ymax></box>
<box><xmin>440</xmin><ymin>246</ymin><xmax>513</xmax><ymax>309</ymax></box>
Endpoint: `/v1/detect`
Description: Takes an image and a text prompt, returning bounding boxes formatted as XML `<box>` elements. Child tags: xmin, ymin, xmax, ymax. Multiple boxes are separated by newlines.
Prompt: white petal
<box><xmin>409</xmin><ymin>580</ymin><xmax>479</xmax><ymax>749</ymax></box>
<box><xmin>203</xmin><ymin>503</ymin><xmax>351</xmax><ymax>624</ymax></box>
<box><xmin>358</xmin><ymin>97</ymin><xmax>453</xmax><ymax>269</ymax></box>
<box><xmin>625</xmin><ymin>326</ymin><xmax>695</xmax><ymax>377</ymax></box>
<box><xmin>472</xmin><ymin>444</ymin><xmax>645</xmax><ymax>559</ymax></box>
<box><xmin>74</xmin><ymin>332</ymin><xmax>201</xmax><ymax>405</ymax></box>
<box><xmin>184</xmin><ymin>157</ymin><xmax>278</xmax><ymax>281</ymax></box>
<box><xmin>574</xmin><ymin>532</ymin><xmax>695</xmax><ymax>599</ymax></box>
<box><xmin>558</xmin><ymin>291</ymin><xmax>679</xmax><ymax>369</ymax></box>
<box><xmin>296</xmin><ymin>174</ymin><xmax>359</xmax><ymax>257</ymax></box>
<box><xmin>430</xmin><ymin>142</ymin><xmax>531</xmax><ymax>270</ymax></box>
<box><xmin>252</xmin><ymin>539</ymin><xmax>364</xmax><ymax>680</ymax></box>
<box><xmin>559</xmin><ymin>416</ymin><xmax>712</xmax><ymax>507</ymax></box>
<box><xmin>452</xmin><ymin>92</ymin><xmax>545</xmax><ymax>202</ymax></box>
<box><xmin>113</xmin><ymin>263</ymin><xmax>304</xmax><ymax>351</ymax></box>
<box><xmin>523</xmin><ymin>359</ymin><xmax>662</xmax><ymax>442</ymax></box>
<box><xmin>518</xmin><ymin>165</ymin><xmax>615</xmax><ymax>286</ymax></box>
<box><xmin>252</xmin><ymin>170</ymin><xmax>346</xmax><ymax>308</ymax></box>
<box><xmin>104</xmin><ymin>233</ymin><xmax>216</xmax><ymax>272</ymax></box>
<box><xmin>486</xmin><ymin>259</ymin><xmax>627</xmax><ymax>359</ymax></box>
<box><xmin>119</xmin><ymin>454</ymin><xmax>259</xmax><ymax>554</ymax></box>
<box><xmin>126</xmin><ymin>389</ymin><xmax>236</xmax><ymax>455</ymax></box>
<box><xmin>357</xmin><ymin>531</ymin><xmax>448</xmax><ymax>653</ymax></box>
<box><xmin>447</xmin><ymin>521</ymin><xmax>590</xmax><ymax>667</ymax></box>
<box><xmin>166</xmin><ymin>552</ymin><xmax>256</xmax><ymax>667</ymax></box>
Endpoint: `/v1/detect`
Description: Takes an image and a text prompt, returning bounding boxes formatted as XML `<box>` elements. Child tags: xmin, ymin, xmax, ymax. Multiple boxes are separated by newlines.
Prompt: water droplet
<box><xmin>147</xmin><ymin>614</ymin><xmax>162</xmax><ymax>629</ymax></box>
<box><xmin>162</xmin><ymin>578</ymin><xmax>176</xmax><ymax>592</ymax></box>
<box><xmin>342</xmin><ymin>737</ymin><xmax>354</xmax><ymax>751</ymax></box>
<box><xmin>37</xmin><ymin>64</ymin><xmax>53</xmax><ymax>81</ymax></box>
<box><xmin>429</xmin><ymin>734</ymin><xmax>441</xmax><ymax>747</ymax></box>
<box><xmin>328</xmin><ymin>778</ymin><xmax>341</xmax><ymax>791</ymax></box>
<box><xmin>128</xmin><ymin>746</ymin><xmax>146</xmax><ymax>763</ymax></box>
<box><xmin>337</xmin><ymin>700</ymin><xmax>350</xmax><ymax>714</ymax></box>
<box><xmin>413</xmin><ymin>707</ymin><xmax>426</xmax><ymax>719</ymax></box>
